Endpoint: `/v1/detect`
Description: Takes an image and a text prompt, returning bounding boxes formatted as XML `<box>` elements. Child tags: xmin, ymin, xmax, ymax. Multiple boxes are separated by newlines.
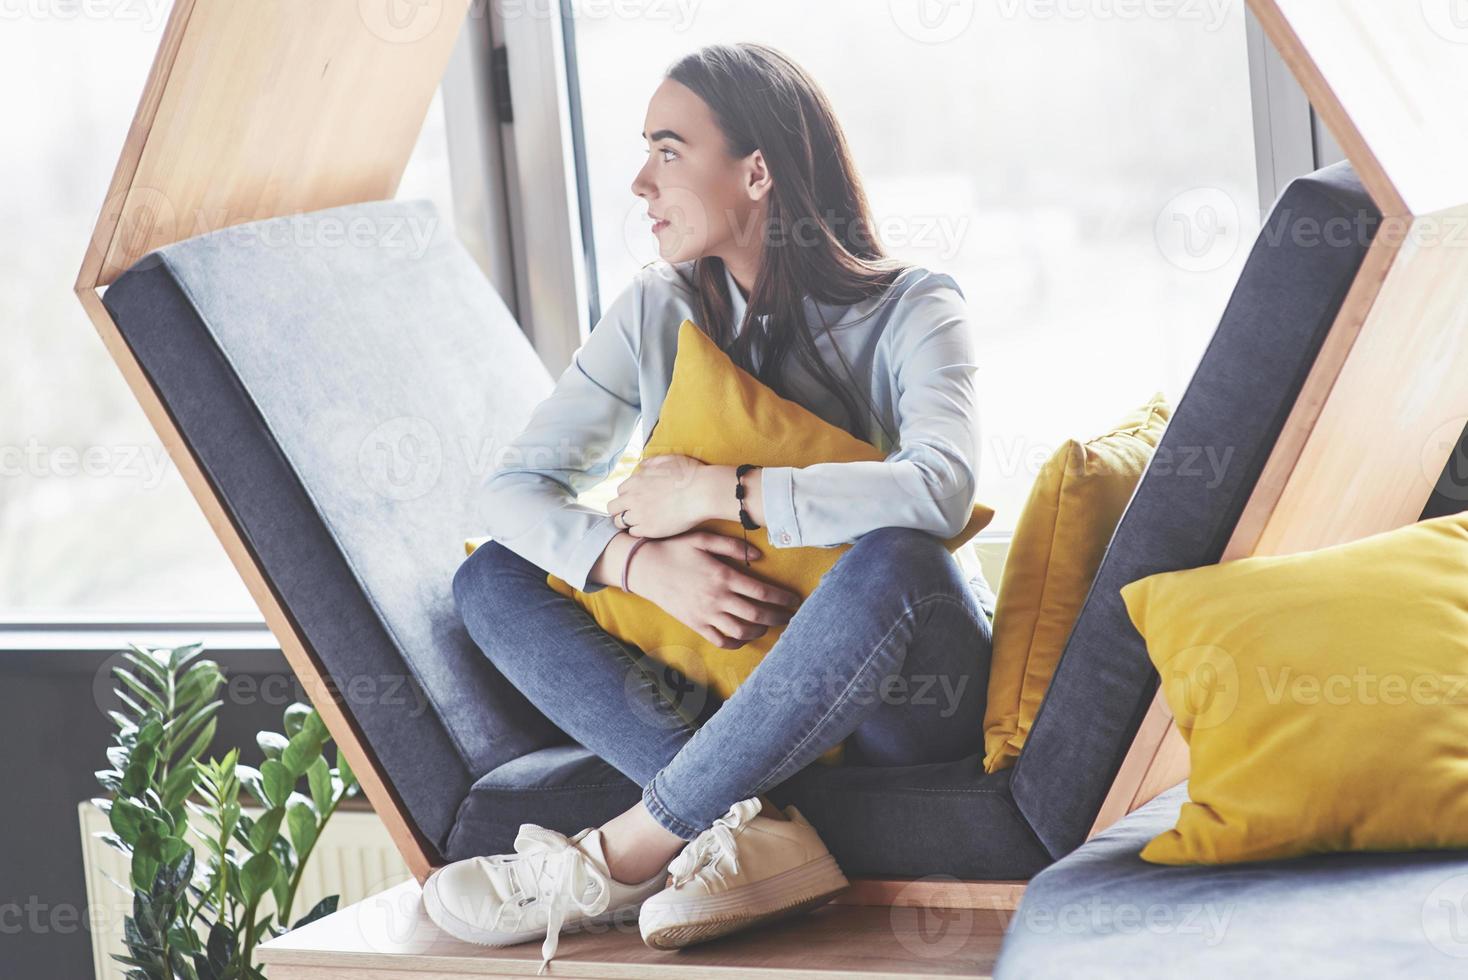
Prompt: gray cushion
<box><xmin>996</xmin><ymin>782</ymin><xmax>1468</xmax><ymax>978</ymax></box>
<box><xmin>1009</xmin><ymin>160</ymin><xmax>1381</xmax><ymax>860</ymax></box>
<box><xmin>103</xmin><ymin>202</ymin><xmax>569</xmax><ymax>852</ymax></box>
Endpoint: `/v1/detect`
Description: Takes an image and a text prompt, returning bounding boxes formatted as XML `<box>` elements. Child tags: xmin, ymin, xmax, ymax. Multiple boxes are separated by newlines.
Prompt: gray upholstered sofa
<box><xmin>102</xmin><ymin>159</ymin><xmax>1451</xmax><ymax>943</ymax></box>
<box><xmin>996</xmin><ymin>781</ymin><xmax>1468</xmax><ymax>977</ymax></box>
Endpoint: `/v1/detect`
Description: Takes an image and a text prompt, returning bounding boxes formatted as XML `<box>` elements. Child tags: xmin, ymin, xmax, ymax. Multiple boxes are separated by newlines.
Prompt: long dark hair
<box><xmin>665</xmin><ymin>42</ymin><xmax>911</xmax><ymax>442</ymax></box>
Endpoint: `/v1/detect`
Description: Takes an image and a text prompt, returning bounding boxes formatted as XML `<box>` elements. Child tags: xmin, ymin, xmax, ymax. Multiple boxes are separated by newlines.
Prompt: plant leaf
<box><xmin>283</xmin><ymin>703</ymin><xmax>312</xmax><ymax>738</ymax></box>
<box><xmin>335</xmin><ymin>746</ymin><xmax>356</xmax><ymax>791</ymax></box>
<box><xmin>306</xmin><ymin>757</ymin><xmax>332</xmax><ymax>814</ymax></box>
<box><xmin>109</xmin><ymin>798</ymin><xmax>147</xmax><ymax>845</ymax></box>
<box><xmin>280</xmin><ymin>727</ymin><xmax>324</xmax><ymax>778</ymax></box>
<box><xmin>240</xmin><ymin>852</ymin><xmax>278</xmax><ymax>905</ymax></box>
<box><xmin>162</xmin><ymin>763</ymin><xmax>199</xmax><ymax>812</ymax></box>
<box><xmin>249</xmin><ymin>806</ymin><xmax>285</xmax><ymax>853</ymax></box>
<box><xmin>256</xmin><ymin>731</ymin><xmax>290</xmax><ymax>761</ymax></box>
<box><xmin>260</xmin><ymin>759</ymin><xmax>292</xmax><ymax>808</ymax></box>
<box><xmin>115</xmin><ymin>666</ymin><xmax>167</xmax><ymax>715</ymax></box>
<box><xmin>290</xmin><ymin>895</ymin><xmax>338</xmax><ymax>930</ymax></box>
<box><xmin>286</xmin><ymin>800</ymin><xmax>318</xmax><ymax>855</ymax></box>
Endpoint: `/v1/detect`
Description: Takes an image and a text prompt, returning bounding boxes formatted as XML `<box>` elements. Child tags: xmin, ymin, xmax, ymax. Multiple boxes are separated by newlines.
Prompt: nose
<box><xmin>630</xmin><ymin>158</ymin><xmax>655</xmax><ymax>202</ymax></box>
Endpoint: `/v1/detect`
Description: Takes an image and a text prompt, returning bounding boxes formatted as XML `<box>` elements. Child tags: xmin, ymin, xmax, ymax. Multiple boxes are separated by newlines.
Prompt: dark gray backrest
<box><xmin>103</xmin><ymin>200</ymin><xmax>566</xmax><ymax>855</ymax></box>
<box><xmin>1010</xmin><ymin>161</ymin><xmax>1380</xmax><ymax>859</ymax></box>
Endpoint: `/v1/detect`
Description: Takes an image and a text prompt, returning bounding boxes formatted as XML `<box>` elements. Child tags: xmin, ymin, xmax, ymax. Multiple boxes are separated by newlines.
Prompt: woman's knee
<box><xmin>452</xmin><ymin>540</ymin><xmax>541</xmax><ymax>632</ymax></box>
<box><xmin>842</xmin><ymin>526</ymin><xmax>964</xmax><ymax>592</ymax></box>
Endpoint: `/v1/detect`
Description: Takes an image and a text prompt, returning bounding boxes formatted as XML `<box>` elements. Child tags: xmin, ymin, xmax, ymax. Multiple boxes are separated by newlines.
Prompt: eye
<box><xmin>658</xmin><ymin>145</ymin><xmax>679</xmax><ymax>163</ymax></box>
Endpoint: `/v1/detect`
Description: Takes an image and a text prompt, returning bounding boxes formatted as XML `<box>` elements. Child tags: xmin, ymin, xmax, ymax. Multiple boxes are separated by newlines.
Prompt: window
<box><xmin>0</xmin><ymin>8</ymin><xmax>453</xmax><ymax>618</ymax></box>
<box><xmin>565</xmin><ymin>1</ymin><xmax>1259</xmax><ymax>533</ymax></box>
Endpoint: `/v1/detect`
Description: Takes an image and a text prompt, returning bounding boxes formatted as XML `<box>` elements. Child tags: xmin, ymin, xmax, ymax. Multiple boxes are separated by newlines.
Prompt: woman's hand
<box><xmin>608</xmin><ymin>454</ymin><xmax>725</xmax><ymax>539</ymax></box>
<box><xmin>623</xmin><ymin>531</ymin><xmax>802</xmax><ymax>649</ymax></box>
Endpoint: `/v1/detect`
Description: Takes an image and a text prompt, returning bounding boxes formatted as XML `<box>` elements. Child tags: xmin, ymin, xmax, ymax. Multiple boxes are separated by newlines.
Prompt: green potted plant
<box><xmin>91</xmin><ymin>641</ymin><xmax>359</xmax><ymax>979</ymax></box>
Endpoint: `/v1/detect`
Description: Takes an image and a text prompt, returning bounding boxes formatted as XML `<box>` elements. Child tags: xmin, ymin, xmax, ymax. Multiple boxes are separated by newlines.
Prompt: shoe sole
<box><xmin>421</xmin><ymin>869</ymin><xmax>648</xmax><ymax>947</ymax></box>
<box><xmin>640</xmin><ymin>853</ymin><xmax>850</xmax><ymax>950</ymax></box>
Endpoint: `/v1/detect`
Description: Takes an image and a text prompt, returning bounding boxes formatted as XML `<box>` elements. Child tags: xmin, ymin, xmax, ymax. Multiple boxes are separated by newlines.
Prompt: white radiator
<box><xmin>77</xmin><ymin>802</ymin><xmax>410</xmax><ymax>980</ymax></box>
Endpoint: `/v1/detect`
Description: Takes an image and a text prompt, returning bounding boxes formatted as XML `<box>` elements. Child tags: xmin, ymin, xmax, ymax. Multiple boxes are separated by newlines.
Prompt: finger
<box><xmin>710</xmin><ymin>612</ymin><xmax>767</xmax><ymax>646</ymax></box>
<box><xmin>693</xmin><ymin>623</ymin><xmax>734</xmax><ymax>649</ymax></box>
<box><xmin>720</xmin><ymin>593</ymin><xmax>794</xmax><ymax>627</ymax></box>
<box><xmin>694</xmin><ymin>622</ymin><xmax>742</xmax><ymax>650</ymax></box>
<box><xmin>726</xmin><ymin>574</ymin><xmax>802</xmax><ymax>611</ymax></box>
<box><xmin>696</xmin><ymin>531</ymin><xmax>761</xmax><ymax>562</ymax></box>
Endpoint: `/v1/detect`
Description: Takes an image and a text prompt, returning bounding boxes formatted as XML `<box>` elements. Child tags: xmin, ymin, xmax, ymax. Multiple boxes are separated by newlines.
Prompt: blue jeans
<box><xmin>453</xmin><ymin>525</ymin><xmax>994</xmax><ymax>840</ymax></box>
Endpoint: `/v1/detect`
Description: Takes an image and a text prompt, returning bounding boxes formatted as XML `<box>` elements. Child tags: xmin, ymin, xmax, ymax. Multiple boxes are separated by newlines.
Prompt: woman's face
<box><xmin>632</xmin><ymin>78</ymin><xmax>770</xmax><ymax>266</ymax></box>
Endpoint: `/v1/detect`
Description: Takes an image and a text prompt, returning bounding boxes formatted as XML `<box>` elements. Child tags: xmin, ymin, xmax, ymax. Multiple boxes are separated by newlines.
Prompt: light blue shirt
<box><xmin>482</xmin><ymin>259</ymin><xmax>982</xmax><ymax>593</ymax></box>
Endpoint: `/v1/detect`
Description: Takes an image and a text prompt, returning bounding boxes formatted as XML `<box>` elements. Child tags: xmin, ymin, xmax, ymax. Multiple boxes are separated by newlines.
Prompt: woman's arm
<box><xmin>756</xmin><ymin>272</ymin><xmax>982</xmax><ymax>548</ymax></box>
<box><xmin>479</xmin><ymin>273</ymin><xmax>645</xmax><ymax>593</ymax></box>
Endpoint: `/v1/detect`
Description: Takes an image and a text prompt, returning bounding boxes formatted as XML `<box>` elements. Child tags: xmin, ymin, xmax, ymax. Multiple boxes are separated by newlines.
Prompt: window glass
<box><xmin>0</xmin><ymin>8</ymin><xmax>453</xmax><ymax>617</ymax></box>
<box><xmin>569</xmin><ymin>1</ymin><xmax>1259</xmax><ymax>532</ymax></box>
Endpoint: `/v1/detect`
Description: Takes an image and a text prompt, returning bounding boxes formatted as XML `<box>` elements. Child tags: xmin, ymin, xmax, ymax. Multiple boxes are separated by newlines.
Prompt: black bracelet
<box><xmin>735</xmin><ymin>463</ymin><xmax>760</xmax><ymax>566</ymax></box>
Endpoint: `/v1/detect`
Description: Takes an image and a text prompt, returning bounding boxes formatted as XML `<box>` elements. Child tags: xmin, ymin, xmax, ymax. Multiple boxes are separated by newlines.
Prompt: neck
<box><xmin>719</xmin><ymin>248</ymin><xmax>760</xmax><ymax>299</ymax></box>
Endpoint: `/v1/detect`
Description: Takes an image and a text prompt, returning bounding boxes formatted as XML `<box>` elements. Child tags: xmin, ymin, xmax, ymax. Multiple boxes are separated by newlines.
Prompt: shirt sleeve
<box><xmin>759</xmin><ymin>271</ymin><xmax>981</xmax><ymax>549</ymax></box>
<box><xmin>478</xmin><ymin>273</ymin><xmax>644</xmax><ymax>593</ymax></box>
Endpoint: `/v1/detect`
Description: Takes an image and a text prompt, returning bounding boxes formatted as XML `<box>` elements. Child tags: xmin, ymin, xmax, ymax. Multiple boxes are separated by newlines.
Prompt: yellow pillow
<box><xmin>1120</xmin><ymin>511</ymin><xmax>1468</xmax><ymax>865</ymax></box>
<box><xmin>523</xmin><ymin>319</ymin><xmax>994</xmax><ymax>766</ymax></box>
<box><xmin>982</xmin><ymin>393</ymin><xmax>1170</xmax><ymax>773</ymax></box>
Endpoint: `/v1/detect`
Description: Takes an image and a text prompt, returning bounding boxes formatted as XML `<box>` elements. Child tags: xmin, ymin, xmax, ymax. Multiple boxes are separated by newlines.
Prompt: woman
<box><xmin>430</xmin><ymin>42</ymin><xmax>995</xmax><ymax>971</ymax></box>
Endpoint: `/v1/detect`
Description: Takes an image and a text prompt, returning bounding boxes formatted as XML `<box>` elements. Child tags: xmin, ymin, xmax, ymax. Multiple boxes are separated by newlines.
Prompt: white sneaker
<box><xmin>422</xmin><ymin>823</ymin><xmax>668</xmax><ymax>974</ymax></box>
<box><xmin>639</xmin><ymin>796</ymin><xmax>850</xmax><ymax>950</ymax></box>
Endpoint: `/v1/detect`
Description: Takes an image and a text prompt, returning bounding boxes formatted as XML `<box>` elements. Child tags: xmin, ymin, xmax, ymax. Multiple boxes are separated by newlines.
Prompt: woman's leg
<box><xmin>452</xmin><ymin>539</ymin><xmax>713</xmax><ymax>788</ymax></box>
<box><xmin>455</xmin><ymin>527</ymin><xmax>990</xmax><ymax>847</ymax></box>
<box><xmin>641</xmin><ymin>525</ymin><xmax>992</xmax><ymax>839</ymax></box>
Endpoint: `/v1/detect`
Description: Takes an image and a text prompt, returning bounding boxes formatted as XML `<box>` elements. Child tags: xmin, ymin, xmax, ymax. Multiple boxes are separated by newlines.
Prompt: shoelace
<box><xmin>667</xmin><ymin>815</ymin><xmax>743</xmax><ymax>889</ymax></box>
<box><xmin>475</xmin><ymin>825</ymin><xmax>611</xmax><ymax>974</ymax></box>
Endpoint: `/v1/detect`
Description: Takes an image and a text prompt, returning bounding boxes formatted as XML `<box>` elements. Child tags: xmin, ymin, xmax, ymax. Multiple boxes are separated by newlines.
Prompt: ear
<box><xmin>742</xmin><ymin>148</ymin><xmax>773</xmax><ymax>202</ymax></box>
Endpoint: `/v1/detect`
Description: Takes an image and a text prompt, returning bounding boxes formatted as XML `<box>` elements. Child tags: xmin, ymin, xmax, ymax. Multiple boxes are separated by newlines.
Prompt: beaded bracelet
<box><xmin>735</xmin><ymin>463</ymin><xmax>761</xmax><ymax>566</ymax></box>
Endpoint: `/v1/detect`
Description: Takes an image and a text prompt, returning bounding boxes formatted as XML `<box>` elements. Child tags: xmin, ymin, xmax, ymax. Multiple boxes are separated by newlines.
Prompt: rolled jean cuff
<box><xmin>641</xmin><ymin>771</ymin><xmax>704</xmax><ymax>840</ymax></box>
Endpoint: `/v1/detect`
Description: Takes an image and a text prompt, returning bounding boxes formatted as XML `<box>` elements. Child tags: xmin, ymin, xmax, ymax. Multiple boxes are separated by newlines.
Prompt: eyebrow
<box><xmin>642</xmin><ymin>129</ymin><xmax>687</xmax><ymax>144</ymax></box>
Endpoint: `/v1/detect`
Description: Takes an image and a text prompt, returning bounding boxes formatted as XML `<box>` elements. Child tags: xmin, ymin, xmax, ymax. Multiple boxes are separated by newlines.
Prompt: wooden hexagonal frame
<box><xmin>75</xmin><ymin>0</ymin><xmax>1468</xmax><ymax>906</ymax></box>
